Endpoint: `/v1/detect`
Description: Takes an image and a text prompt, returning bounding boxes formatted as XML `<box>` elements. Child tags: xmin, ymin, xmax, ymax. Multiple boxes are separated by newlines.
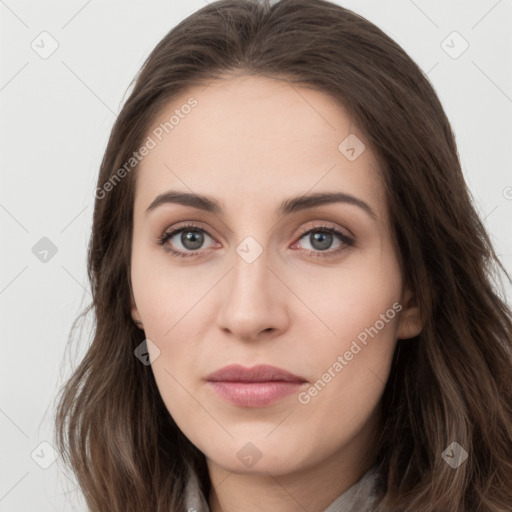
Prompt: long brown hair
<box><xmin>54</xmin><ymin>1</ymin><xmax>512</xmax><ymax>510</ymax></box>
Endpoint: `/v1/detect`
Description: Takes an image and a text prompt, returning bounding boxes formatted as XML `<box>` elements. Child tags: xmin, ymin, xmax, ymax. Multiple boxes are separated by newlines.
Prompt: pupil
<box><xmin>311</xmin><ymin>232</ymin><xmax>332</xmax><ymax>250</ymax></box>
<box><xmin>182</xmin><ymin>230</ymin><xmax>204</xmax><ymax>250</ymax></box>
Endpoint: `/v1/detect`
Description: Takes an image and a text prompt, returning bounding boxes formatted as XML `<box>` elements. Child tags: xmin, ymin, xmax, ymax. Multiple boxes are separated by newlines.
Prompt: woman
<box><xmin>54</xmin><ymin>1</ymin><xmax>512</xmax><ymax>511</ymax></box>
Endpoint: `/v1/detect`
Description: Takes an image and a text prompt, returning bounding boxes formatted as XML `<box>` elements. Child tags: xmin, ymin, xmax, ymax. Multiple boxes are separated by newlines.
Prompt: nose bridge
<box><xmin>217</xmin><ymin>238</ymin><xmax>287</xmax><ymax>339</ymax></box>
<box><xmin>231</xmin><ymin>243</ymin><xmax>269</xmax><ymax>300</ymax></box>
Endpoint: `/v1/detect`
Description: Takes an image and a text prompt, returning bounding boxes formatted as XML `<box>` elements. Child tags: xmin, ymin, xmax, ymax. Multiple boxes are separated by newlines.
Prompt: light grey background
<box><xmin>1</xmin><ymin>0</ymin><xmax>511</xmax><ymax>510</ymax></box>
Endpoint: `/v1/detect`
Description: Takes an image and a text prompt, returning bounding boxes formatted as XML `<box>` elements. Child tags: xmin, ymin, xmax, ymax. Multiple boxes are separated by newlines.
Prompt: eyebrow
<box><xmin>145</xmin><ymin>190</ymin><xmax>377</xmax><ymax>220</ymax></box>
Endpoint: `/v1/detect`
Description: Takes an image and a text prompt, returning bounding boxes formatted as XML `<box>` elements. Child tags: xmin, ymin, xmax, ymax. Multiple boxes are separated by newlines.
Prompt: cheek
<box><xmin>293</xmin><ymin>250</ymin><xmax>402</xmax><ymax>419</ymax></box>
<box><xmin>150</xmin><ymin>359</ymin><xmax>224</xmax><ymax>458</ymax></box>
<box><xmin>289</xmin><ymin>248</ymin><xmax>402</xmax><ymax>360</ymax></box>
<box><xmin>130</xmin><ymin>247</ymin><xmax>217</xmax><ymax>437</ymax></box>
<box><xmin>298</xmin><ymin>310</ymin><xmax>399</xmax><ymax>411</ymax></box>
<box><xmin>131</xmin><ymin>240</ymin><xmax>216</xmax><ymax>339</ymax></box>
<box><xmin>292</xmin><ymin>299</ymin><xmax>400</xmax><ymax>464</ymax></box>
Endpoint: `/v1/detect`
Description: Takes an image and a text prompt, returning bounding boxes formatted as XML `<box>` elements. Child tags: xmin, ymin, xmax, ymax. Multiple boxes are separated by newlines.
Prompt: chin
<box><xmin>200</xmin><ymin>434</ymin><xmax>320</xmax><ymax>476</ymax></box>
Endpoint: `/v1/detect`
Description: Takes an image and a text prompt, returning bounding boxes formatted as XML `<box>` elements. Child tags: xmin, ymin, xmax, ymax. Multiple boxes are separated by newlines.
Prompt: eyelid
<box><xmin>157</xmin><ymin>221</ymin><xmax>216</xmax><ymax>246</ymax></box>
<box><xmin>295</xmin><ymin>221</ymin><xmax>353</xmax><ymax>240</ymax></box>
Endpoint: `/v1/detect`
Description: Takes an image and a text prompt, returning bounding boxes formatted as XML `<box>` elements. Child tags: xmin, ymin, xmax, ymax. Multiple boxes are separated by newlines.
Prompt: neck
<box><xmin>207</xmin><ymin>410</ymin><xmax>380</xmax><ymax>512</ymax></box>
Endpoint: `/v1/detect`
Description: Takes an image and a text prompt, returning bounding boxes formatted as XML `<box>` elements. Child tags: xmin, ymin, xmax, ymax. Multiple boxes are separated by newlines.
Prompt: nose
<box><xmin>216</xmin><ymin>246</ymin><xmax>290</xmax><ymax>342</ymax></box>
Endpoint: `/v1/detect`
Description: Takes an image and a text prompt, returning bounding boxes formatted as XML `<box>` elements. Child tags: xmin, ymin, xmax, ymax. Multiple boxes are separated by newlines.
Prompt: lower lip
<box><xmin>207</xmin><ymin>381</ymin><xmax>306</xmax><ymax>407</ymax></box>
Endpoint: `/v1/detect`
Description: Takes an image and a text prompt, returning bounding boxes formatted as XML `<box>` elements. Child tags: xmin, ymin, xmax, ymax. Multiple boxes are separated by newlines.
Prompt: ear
<box><xmin>396</xmin><ymin>285</ymin><xmax>423</xmax><ymax>339</ymax></box>
<box><xmin>130</xmin><ymin>291</ymin><xmax>145</xmax><ymax>330</ymax></box>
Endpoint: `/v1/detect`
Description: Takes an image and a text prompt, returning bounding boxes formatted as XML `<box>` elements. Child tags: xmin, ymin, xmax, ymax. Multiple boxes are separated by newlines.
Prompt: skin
<box><xmin>130</xmin><ymin>73</ymin><xmax>422</xmax><ymax>512</ymax></box>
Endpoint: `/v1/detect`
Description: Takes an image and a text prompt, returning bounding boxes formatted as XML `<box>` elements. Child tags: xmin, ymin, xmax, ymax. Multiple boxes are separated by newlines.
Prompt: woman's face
<box><xmin>130</xmin><ymin>74</ymin><xmax>420</xmax><ymax>477</ymax></box>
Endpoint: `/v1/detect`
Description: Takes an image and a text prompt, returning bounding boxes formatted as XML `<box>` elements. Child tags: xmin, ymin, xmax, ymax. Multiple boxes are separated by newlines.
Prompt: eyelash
<box><xmin>156</xmin><ymin>222</ymin><xmax>355</xmax><ymax>260</ymax></box>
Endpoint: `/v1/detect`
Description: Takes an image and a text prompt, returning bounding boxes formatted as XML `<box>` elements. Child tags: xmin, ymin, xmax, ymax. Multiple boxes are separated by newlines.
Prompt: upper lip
<box><xmin>206</xmin><ymin>364</ymin><xmax>307</xmax><ymax>383</ymax></box>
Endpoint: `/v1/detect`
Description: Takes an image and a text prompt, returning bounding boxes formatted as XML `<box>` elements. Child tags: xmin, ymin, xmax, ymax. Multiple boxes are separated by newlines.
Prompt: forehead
<box><xmin>134</xmin><ymin>73</ymin><xmax>386</xmax><ymax>221</ymax></box>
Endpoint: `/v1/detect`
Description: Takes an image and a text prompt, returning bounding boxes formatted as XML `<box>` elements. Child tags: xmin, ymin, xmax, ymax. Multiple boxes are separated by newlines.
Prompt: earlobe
<box><xmin>396</xmin><ymin>287</ymin><xmax>423</xmax><ymax>339</ymax></box>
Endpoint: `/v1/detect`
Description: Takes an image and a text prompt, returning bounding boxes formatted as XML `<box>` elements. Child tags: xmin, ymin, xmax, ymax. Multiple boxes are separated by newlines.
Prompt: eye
<box><xmin>292</xmin><ymin>223</ymin><xmax>354</xmax><ymax>258</ymax></box>
<box><xmin>156</xmin><ymin>223</ymin><xmax>218</xmax><ymax>258</ymax></box>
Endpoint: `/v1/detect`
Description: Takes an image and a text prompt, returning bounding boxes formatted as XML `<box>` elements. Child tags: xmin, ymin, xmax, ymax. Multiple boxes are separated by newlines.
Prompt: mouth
<box><xmin>205</xmin><ymin>364</ymin><xmax>308</xmax><ymax>407</ymax></box>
